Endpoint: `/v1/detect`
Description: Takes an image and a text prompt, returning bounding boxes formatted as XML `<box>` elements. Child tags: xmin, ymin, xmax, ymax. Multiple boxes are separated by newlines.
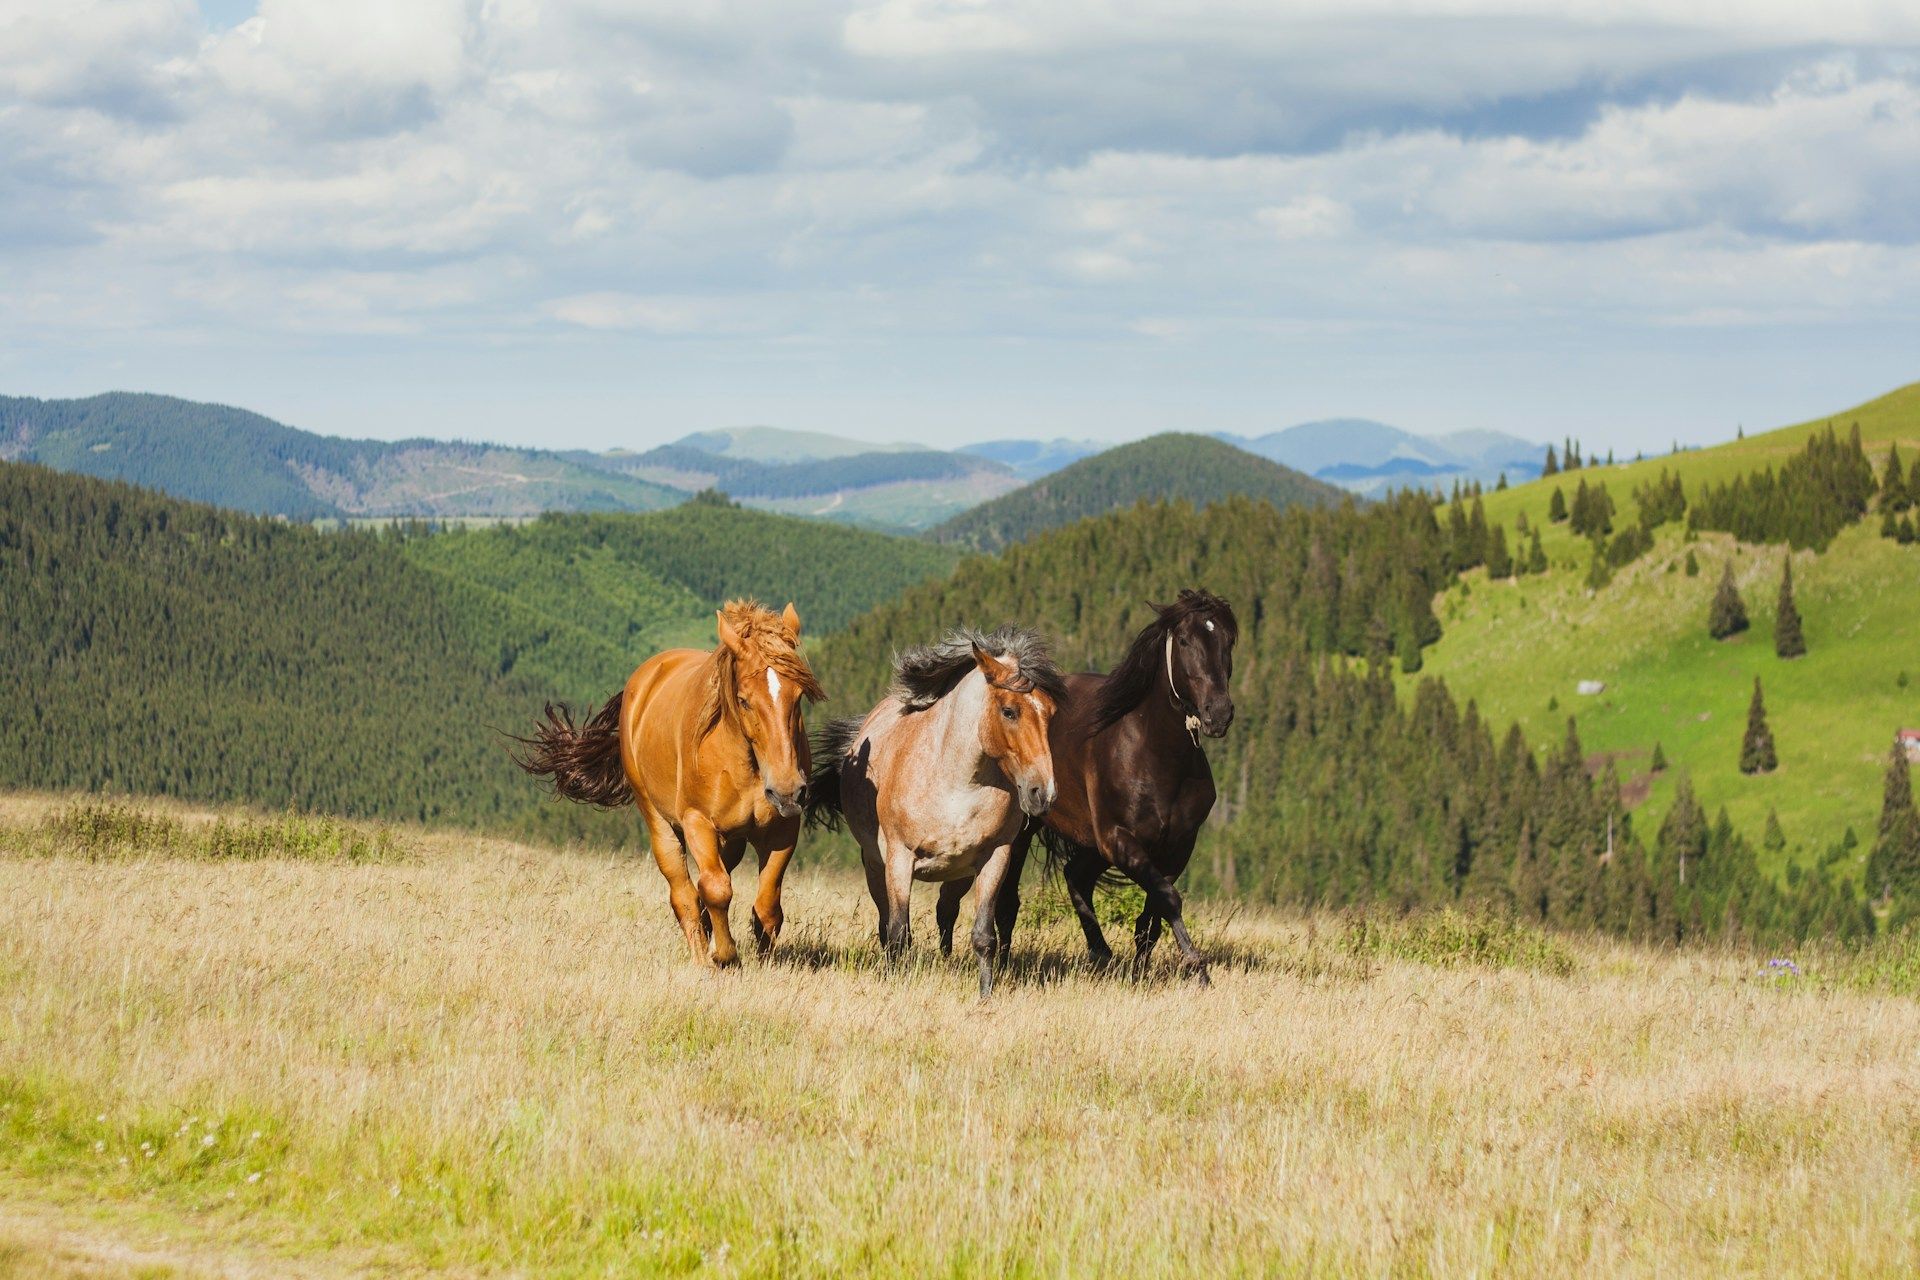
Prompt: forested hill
<box><xmin>927</xmin><ymin>433</ymin><xmax>1345</xmax><ymax>552</ymax></box>
<box><xmin>815</xmin><ymin>485</ymin><xmax>1875</xmax><ymax>945</ymax></box>
<box><xmin>0</xmin><ymin>464</ymin><xmax>958</xmax><ymax>844</ymax></box>
<box><xmin>0</xmin><ymin>392</ymin><xmax>682</xmax><ymax>519</ymax></box>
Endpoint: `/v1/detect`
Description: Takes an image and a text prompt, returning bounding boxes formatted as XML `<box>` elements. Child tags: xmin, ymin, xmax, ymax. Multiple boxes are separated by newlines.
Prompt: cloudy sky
<box><xmin>4</xmin><ymin>1</ymin><xmax>1919</xmax><ymax>452</ymax></box>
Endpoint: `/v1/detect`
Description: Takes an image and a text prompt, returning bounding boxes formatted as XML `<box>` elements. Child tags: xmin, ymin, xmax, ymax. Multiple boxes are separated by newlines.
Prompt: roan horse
<box><xmin>806</xmin><ymin>627</ymin><xmax>1064</xmax><ymax>996</ymax></box>
<box><xmin>988</xmin><ymin>590</ymin><xmax>1239</xmax><ymax>985</ymax></box>
<box><xmin>514</xmin><ymin>600</ymin><xmax>824</xmax><ymax>966</ymax></box>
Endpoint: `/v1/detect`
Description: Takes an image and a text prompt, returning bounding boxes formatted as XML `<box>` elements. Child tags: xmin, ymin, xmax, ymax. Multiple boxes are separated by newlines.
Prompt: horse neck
<box><xmin>1122</xmin><ymin>634</ymin><xmax>1200</xmax><ymax>750</ymax></box>
<box><xmin>917</xmin><ymin>669</ymin><xmax>994</xmax><ymax>788</ymax></box>
<box><xmin>700</xmin><ymin>651</ymin><xmax>756</xmax><ymax>768</ymax></box>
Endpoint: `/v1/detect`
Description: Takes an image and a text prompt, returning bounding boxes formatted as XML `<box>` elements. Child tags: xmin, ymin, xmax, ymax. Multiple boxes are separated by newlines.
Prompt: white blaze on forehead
<box><xmin>766</xmin><ymin>667</ymin><xmax>782</xmax><ymax>700</ymax></box>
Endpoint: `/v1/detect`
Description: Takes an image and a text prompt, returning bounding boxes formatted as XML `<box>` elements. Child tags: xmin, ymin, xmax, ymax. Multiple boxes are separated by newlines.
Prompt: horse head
<box><xmin>716</xmin><ymin>601</ymin><xmax>821</xmax><ymax>818</ymax></box>
<box><xmin>1161</xmin><ymin>589</ymin><xmax>1237</xmax><ymax>737</ymax></box>
<box><xmin>971</xmin><ymin>641</ymin><xmax>1059</xmax><ymax>817</ymax></box>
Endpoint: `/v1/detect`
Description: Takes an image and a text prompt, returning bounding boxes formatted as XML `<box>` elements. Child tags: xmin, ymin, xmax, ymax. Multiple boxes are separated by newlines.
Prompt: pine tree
<box><xmin>1774</xmin><ymin>557</ymin><xmax>1805</xmax><ymax>658</ymax></box>
<box><xmin>1763</xmin><ymin>808</ymin><xmax>1786</xmax><ymax>852</ymax></box>
<box><xmin>1868</xmin><ymin>739</ymin><xmax>1920</xmax><ymax>903</ymax></box>
<box><xmin>1883</xmin><ymin>444</ymin><xmax>1909</xmax><ymax>513</ymax></box>
<box><xmin>1584</xmin><ymin>543</ymin><xmax>1611</xmax><ymax>591</ymax></box>
<box><xmin>1548</xmin><ymin>486</ymin><xmax>1568</xmax><ymax>523</ymax></box>
<box><xmin>1708</xmin><ymin>562</ymin><xmax>1748</xmax><ymax>639</ymax></box>
<box><xmin>1496</xmin><ymin>473</ymin><xmax>1509</xmax><ymax>491</ymax></box>
<box><xmin>1486</xmin><ymin>525</ymin><xmax>1512</xmax><ymax>579</ymax></box>
<box><xmin>1684</xmin><ymin>548</ymin><xmax>1699</xmax><ymax>577</ymax></box>
<box><xmin>1543</xmin><ymin>445</ymin><xmax>1559</xmax><ymax>477</ymax></box>
<box><xmin>1740</xmin><ymin>677</ymin><xmax>1777</xmax><ymax>775</ymax></box>
<box><xmin>1901</xmin><ymin>516</ymin><xmax>1917</xmax><ymax>545</ymax></box>
<box><xmin>1527</xmin><ymin>528</ymin><xmax>1547</xmax><ymax>574</ymax></box>
<box><xmin>1650</xmin><ymin>741</ymin><xmax>1668</xmax><ymax>773</ymax></box>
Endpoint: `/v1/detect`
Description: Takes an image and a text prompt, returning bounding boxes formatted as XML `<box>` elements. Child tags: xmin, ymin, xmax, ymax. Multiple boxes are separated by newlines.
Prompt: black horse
<box><xmin>934</xmin><ymin>589</ymin><xmax>1237</xmax><ymax>984</ymax></box>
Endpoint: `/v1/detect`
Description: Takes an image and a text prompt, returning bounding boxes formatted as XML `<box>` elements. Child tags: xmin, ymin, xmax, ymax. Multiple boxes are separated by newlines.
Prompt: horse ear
<box><xmin>971</xmin><ymin>641</ymin><xmax>1015</xmax><ymax>686</ymax></box>
<box><xmin>782</xmin><ymin>601</ymin><xmax>802</xmax><ymax>638</ymax></box>
<box><xmin>715</xmin><ymin>610</ymin><xmax>745</xmax><ymax>655</ymax></box>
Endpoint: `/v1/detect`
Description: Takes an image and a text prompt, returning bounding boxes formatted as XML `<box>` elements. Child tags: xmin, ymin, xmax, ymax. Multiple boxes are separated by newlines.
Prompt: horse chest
<box><xmin>885</xmin><ymin>785</ymin><xmax>1017</xmax><ymax>881</ymax></box>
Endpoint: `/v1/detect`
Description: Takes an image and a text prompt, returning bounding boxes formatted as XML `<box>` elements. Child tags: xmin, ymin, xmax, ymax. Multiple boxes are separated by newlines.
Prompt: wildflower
<box><xmin>247</xmin><ymin>1171</ymin><xmax>262</xmax><ymax>1184</ymax></box>
<box><xmin>93</xmin><ymin>1140</ymin><xmax>105</xmax><ymax>1152</ymax></box>
<box><xmin>201</xmin><ymin>1133</ymin><xmax>216</xmax><ymax>1147</ymax></box>
<box><xmin>95</xmin><ymin>1114</ymin><xmax>106</xmax><ymax>1123</ymax></box>
<box><xmin>1761</xmin><ymin>958</ymin><xmax>1803</xmax><ymax>978</ymax></box>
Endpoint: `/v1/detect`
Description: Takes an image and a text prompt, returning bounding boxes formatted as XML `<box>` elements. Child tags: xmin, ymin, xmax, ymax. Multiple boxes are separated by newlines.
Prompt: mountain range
<box><xmin>2</xmin><ymin>391</ymin><xmax>1546</xmax><ymax>529</ymax></box>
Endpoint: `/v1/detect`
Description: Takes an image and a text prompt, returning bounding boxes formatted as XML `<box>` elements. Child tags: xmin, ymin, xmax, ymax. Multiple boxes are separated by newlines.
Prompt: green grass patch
<box><xmin>2</xmin><ymin>802</ymin><xmax>408</xmax><ymax>863</ymax></box>
<box><xmin>1338</xmin><ymin>908</ymin><xmax>1580</xmax><ymax>977</ymax></box>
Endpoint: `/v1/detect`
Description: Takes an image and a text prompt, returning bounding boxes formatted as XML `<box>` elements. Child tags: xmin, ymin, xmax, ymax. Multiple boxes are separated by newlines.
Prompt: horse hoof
<box><xmin>1191</xmin><ymin>966</ymin><xmax>1212</xmax><ymax>988</ymax></box>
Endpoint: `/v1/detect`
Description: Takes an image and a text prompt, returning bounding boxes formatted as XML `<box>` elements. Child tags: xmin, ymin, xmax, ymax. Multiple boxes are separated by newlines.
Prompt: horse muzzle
<box><xmin>1018</xmin><ymin>781</ymin><xmax>1054</xmax><ymax>818</ymax></box>
<box><xmin>1200</xmin><ymin>701</ymin><xmax>1235</xmax><ymax>738</ymax></box>
<box><xmin>765</xmin><ymin>783</ymin><xmax>807</xmax><ymax>819</ymax></box>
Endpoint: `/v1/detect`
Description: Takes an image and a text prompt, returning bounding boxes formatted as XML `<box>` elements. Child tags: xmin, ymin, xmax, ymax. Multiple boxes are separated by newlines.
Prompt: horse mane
<box><xmin>892</xmin><ymin>625</ymin><xmax>1067</xmax><ymax>712</ymax></box>
<box><xmin>1088</xmin><ymin>588</ymin><xmax>1238</xmax><ymax>734</ymax></box>
<box><xmin>696</xmin><ymin>599</ymin><xmax>826</xmax><ymax>738</ymax></box>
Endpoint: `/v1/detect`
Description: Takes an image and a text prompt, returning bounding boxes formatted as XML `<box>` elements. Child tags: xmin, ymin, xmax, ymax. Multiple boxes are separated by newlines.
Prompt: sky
<box><xmin>3</xmin><ymin>1</ymin><xmax>1918</xmax><ymax>453</ymax></box>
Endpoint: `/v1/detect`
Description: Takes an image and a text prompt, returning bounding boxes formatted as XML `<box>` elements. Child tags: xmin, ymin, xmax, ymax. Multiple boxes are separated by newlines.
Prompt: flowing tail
<box><xmin>803</xmin><ymin>715</ymin><xmax>865</xmax><ymax>832</ymax></box>
<box><xmin>511</xmin><ymin>693</ymin><xmax>633</xmax><ymax>809</ymax></box>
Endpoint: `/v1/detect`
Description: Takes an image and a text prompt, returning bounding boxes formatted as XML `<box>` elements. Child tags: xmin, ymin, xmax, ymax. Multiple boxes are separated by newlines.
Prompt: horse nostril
<box><xmin>795</xmin><ymin>783</ymin><xmax>809</xmax><ymax>806</ymax></box>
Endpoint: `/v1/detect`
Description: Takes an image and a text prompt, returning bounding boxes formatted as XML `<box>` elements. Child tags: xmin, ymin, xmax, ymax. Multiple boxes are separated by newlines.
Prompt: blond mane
<box><xmin>697</xmin><ymin>599</ymin><xmax>826</xmax><ymax>737</ymax></box>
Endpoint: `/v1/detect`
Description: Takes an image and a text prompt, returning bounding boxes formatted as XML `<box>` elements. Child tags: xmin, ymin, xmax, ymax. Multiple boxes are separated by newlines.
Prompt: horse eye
<box><xmin>1000</xmin><ymin>705</ymin><xmax>1018</xmax><ymax>720</ymax></box>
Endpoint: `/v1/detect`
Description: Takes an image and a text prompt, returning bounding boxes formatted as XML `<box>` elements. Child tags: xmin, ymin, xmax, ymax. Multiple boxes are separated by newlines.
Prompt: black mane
<box><xmin>1089</xmin><ymin>589</ymin><xmax>1238</xmax><ymax>733</ymax></box>
<box><xmin>893</xmin><ymin>626</ymin><xmax>1067</xmax><ymax>711</ymax></box>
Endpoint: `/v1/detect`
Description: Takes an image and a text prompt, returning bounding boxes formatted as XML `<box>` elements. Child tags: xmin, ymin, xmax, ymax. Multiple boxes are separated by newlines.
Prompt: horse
<box><xmin>805</xmin><ymin>627</ymin><xmax>1064</xmax><ymax>997</ymax></box>
<box><xmin>985</xmin><ymin>590</ymin><xmax>1239</xmax><ymax>985</ymax></box>
<box><xmin>513</xmin><ymin>600</ymin><xmax>824</xmax><ymax>967</ymax></box>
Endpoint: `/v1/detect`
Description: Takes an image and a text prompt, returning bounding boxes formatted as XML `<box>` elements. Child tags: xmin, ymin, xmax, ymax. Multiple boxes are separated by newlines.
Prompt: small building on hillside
<box><xmin>1901</xmin><ymin>728</ymin><xmax>1920</xmax><ymax>764</ymax></box>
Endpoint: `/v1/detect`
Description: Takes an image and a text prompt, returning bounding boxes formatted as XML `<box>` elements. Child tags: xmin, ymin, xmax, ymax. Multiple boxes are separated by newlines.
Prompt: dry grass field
<box><xmin>1</xmin><ymin>795</ymin><xmax>1917</xmax><ymax>1278</ymax></box>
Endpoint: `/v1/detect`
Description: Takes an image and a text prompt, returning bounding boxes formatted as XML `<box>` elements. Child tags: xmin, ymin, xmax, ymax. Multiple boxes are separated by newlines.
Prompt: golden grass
<box><xmin>2</xmin><ymin>799</ymin><xmax>1917</xmax><ymax>1278</ymax></box>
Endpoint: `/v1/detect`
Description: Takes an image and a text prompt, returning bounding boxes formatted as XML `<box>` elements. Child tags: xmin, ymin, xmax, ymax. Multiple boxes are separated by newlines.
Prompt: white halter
<box><xmin>1164</xmin><ymin>634</ymin><xmax>1202</xmax><ymax>747</ymax></box>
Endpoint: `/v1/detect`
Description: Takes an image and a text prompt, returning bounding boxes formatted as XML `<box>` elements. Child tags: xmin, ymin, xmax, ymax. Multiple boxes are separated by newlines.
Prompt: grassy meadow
<box><xmin>1417</xmin><ymin>381</ymin><xmax>1920</xmax><ymax>874</ymax></box>
<box><xmin>3</xmin><ymin>795</ymin><xmax>1918</xmax><ymax>1278</ymax></box>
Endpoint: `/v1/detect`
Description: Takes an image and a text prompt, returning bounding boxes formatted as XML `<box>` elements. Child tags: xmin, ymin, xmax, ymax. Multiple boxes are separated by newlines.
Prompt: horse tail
<box><xmin>1037</xmin><ymin>823</ymin><xmax>1132</xmax><ymax>889</ymax></box>
<box><xmin>511</xmin><ymin>692</ymin><xmax>633</xmax><ymax>809</ymax></box>
<box><xmin>803</xmin><ymin>715</ymin><xmax>864</xmax><ymax>832</ymax></box>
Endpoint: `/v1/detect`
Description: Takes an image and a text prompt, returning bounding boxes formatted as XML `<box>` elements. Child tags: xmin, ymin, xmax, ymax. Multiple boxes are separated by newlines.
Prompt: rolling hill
<box><xmin>0</xmin><ymin>463</ymin><xmax>958</xmax><ymax>843</ymax></box>
<box><xmin>927</xmin><ymin>433</ymin><xmax>1346</xmax><ymax>552</ymax></box>
<box><xmin>1409</xmin><ymin>381</ymin><xmax>1920</xmax><ymax>882</ymax></box>
<box><xmin>0</xmin><ymin>393</ymin><xmax>683</xmax><ymax>519</ymax></box>
<box><xmin>585</xmin><ymin>439</ymin><xmax>1020</xmax><ymax>531</ymax></box>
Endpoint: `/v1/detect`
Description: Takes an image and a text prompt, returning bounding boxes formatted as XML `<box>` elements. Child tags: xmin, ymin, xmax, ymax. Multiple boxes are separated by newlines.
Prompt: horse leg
<box><xmin>993</xmin><ymin>830</ymin><xmax>1031</xmax><ymax>958</ymax></box>
<box><xmin>860</xmin><ymin>844</ymin><xmax>890</xmax><ymax>948</ymax></box>
<box><xmin>681</xmin><ymin>811</ymin><xmax>740</xmax><ymax>968</ymax></box>
<box><xmin>969</xmin><ymin>842</ymin><xmax>1017</xmax><ymax>999</ymax></box>
<box><xmin>1062</xmin><ymin>851</ymin><xmax>1115</xmax><ymax>968</ymax></box>
<box><xmin>1107</xmin><ymin>830</ymin><xmax>1209</xmax><ymax>987</ymax></box>
<box><xmin>879</xmin><ymin>832</ymin><xmax>914</xmax><ymax>958</ymax></box>
<box><xmin>748</xmin><ymin>820</ymin><xmax>799</xmax><ymax>955</ymax></box>
<box><xmin>936</xmin><ymin>878</ymin><xmax>970</xmax><ymax>957</ymax></box>
<box><xmin>1132</xmin><ymin>907</ymin><xmax>1164</xmax><ymax>969</ymax></box>
<box><xmin>641</xmin><ymin>805</ymin><xmax>707</xmax><ymax>964</ymax></box>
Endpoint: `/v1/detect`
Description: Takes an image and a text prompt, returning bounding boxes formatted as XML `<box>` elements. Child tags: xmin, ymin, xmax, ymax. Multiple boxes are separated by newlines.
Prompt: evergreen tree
<box><xmin>1496</xmin><ymin>473</ymin><xmax>1509</xmax><ymax>491</ymax></box>
<box><xmin>1868</xmin><ymin>739</ymin><xmax>1920</xmax><ymax>903</ymax></box>
<box><xmin>1901</xmin><ymin>516</ymin><xmax>1917</xmax><ymax>545</ymax></box>
<box><xmin>1774</xmin><ymin>557</ymin><xmax>1806</xmax><ymax>658</ymax></box>
<box><xmin>1740</xmin><ymin>677</ymin><xmax>1778</xmax><ymax>775</ymax></box>
<box><xmin>1515</xmin><ymin>509</ymin><xmax>1530</xmax><ymax>534</ymax></box>
<box><xmin>1708</xmin><ymin>562</ymin><xmax>1748</xmax><ymax>639</ymax></box>
<box><xmin>1542</xmin><ymin>445</ymin><xmax>1559</xmax><ymax>477</ymax></box>
<box><xmin>1548</xmin><ymin>486</ymin><xmax>1568</xmax><ymax>523</ymax></box>
<box><xmin>1883</xmin><ymin>444</ymin><xmax>1909</xmax><ymax>513</ymax></box>
<box><xmin>1584</xmin><ymin>543</ymin><xmax>1611</xmax><ymax>591</ymax></box>
<box><xmin>1650</xmin><ymin>741</ymin><xmax>1668</xmax><ymax>773</ymax></box>
<box><xmin>1763</xmin><ymin>808</ymin><xmax>1786</xmax><ymax>852</ymax></box>
<box><xmin>1684</xmin><ymin>548</ymin><xmax>1699</xmax><ymax>577</ymax></box>
<box><xmin>1527</xmin><ymin>528</ymin><xmax>1547</xmax><ymax>575</ymax></box>
<box><xmin>1486</xmin><ymin>525</ymin><xmax>1513</xmax><ymax>579</ymax></box>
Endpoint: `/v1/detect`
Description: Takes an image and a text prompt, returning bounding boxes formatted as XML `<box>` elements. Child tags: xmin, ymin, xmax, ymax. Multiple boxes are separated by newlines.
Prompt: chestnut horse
<box><xmin>971</xmin><ymin>590</ymin><xmax>1239</xmax><ymax>984</ymax></box>
<box><xmin>514</xmin><ymin>600</ymin><xmax>824</xmax><ymax>966</ymax></box>
<box><xmin>806</xmin><ymin>627</ymin><xmax>1064</xmax><ymax>997</ymax></box>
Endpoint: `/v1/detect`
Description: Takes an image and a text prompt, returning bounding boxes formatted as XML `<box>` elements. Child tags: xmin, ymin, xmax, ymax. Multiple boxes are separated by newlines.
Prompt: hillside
<box><xmin>927</xmin><ymin>433</ymin><xmax>1345</xmax><ymax>552</ymax></box>
<box><xmin>398</xmin><ymin>496</ymin><xmax>962</xmax><ymax>704</ymax></box>
<box><xmin>0</xmin><ymin>393</ymin><xmax>684</xmax><ymax>519</ymax></box>
<box><xmin>590</xmin><ymin>442</ymin><xmax>1020</xmax><ymax>530</ymax></box>
<box><xmin>818</xmin><ymin>482</ymin><xmax>1870</xmax><ymax>942</ymax></box>
<box><xmin>0</xmin><ymin>464</ymin><xmax>955</xmax><ymax>842</ymax></box>
<box><xmin>960</xmin><ymin>437</ymin><xmax>1105</xmax><ymax>479</ymax></box>
<box><xmin>1411</xmin><ymin>381</ymin><xmax>1920</xmax><ymax>881</ymax></box>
